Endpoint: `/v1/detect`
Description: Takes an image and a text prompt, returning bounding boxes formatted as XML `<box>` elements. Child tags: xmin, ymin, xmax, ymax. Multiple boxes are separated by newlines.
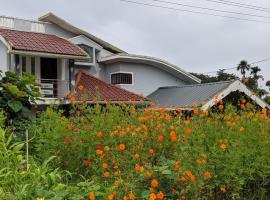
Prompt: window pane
<box><xmin>111</xmin><ymin>73</ymin><xmax>132</xmax><ymax>85</ymax></box>
<box><xmin>31</xmin><ymin>57</ymin><xmax>35</xmax><ymax>75</ymax></box>
<box><xmin>15</xmin><ymin>54</ymin><xmax>20</xmax><ymax>73</ymax></box>
<box><xmin>22</xmin><ymin>56</ymin><xmax>26</xmax><ymax>73</ymax></box>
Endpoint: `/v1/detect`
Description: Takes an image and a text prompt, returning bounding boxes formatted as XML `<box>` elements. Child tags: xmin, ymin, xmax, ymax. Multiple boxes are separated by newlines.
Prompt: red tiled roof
<box><xmin>74</xmin><ymin>71</ymin><xmax>149</xmax><ymax>102</ymax></box>
<box><xmin>0</xmin><ymin>28</ymin><xmax>87</xmax><ymax>57</ymax></box>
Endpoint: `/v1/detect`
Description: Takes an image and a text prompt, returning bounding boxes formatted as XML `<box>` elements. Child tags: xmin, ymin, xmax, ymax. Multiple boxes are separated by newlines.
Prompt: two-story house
<box><xmin>0</xmin><ymin>13</ymin><xmax>269</xmax><ymax>110</ymax></box>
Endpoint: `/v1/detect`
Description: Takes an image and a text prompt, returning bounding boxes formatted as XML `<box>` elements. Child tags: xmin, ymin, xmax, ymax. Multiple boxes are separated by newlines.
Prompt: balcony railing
<box><xmin>38</xmin><ymin>79</ymin><xmax>69</xmax><ymax>98</ymax></box>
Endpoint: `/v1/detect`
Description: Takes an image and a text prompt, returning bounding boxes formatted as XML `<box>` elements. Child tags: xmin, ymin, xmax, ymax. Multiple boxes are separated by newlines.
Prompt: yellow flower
<box><xmin>37</xmin><ymin>198</ymin><xmax>45</xmax><ymax>200</ymax></box>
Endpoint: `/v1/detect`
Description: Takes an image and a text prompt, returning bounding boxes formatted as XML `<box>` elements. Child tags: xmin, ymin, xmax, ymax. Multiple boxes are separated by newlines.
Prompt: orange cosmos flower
<box><xmin>170</xmin><ymin>131</ymin><xmax>177</xmax><ymax>142</ymax></box>
<box><xmin>89</xmin><ymin>192</ymin><xmax>95</xmax><ymax>200</ymax></box>
<box><xmin>104</xmin><ymin>146</ymin><xmax>110</xmax><ymax>151</ymax></box>
<box><xmin>129</xmin><ymin>192</ymin><xmax>136</xmax><ymax>200</ymax></box>
<box><xmin>135</xmin><ymin>165</ymin><xmax>144</xmax><ymax>172</ymax></box>
<box><xmin>97</xmin><ymin>132</ymin><xmax>104</xmax><ymax>137</ymax></box>
<box><xmin>114</xmin><ymin>171</ymin><xmax>119</xmax><ymax>177</ymax></box>
<box><xmin>204</xmin><ymin>171</ymin><xmax>211</xmax><ymax>178</ymax></box>
<box><xmin>183</xmin><ymin>171</ymin><xmax>196</xmax><ymax>182</ymax></box>
<box><xmin>96</xmin><ymin>149</ymin><xmax>103</xmax><ymax>155</ymax></box>
<box><xmin>151</xmin><ymin>179</ymin><xmax>159</xmax><ymax>188</ymax></box>
<box><xmin>102</xmin><ymin>162</ymin><xmax>108</xmax><ymax>169</ymax></box>
<box><xmin>149</xmin><ymin>193</ymin><xmax>157</xmax><ymax>200</ymax></box>
<box><xmin>175</xmin><ymin>161</ymin><xmax>181</xmax><ymax>170</ymax></box>
<box><xmin>240</xmin><ymin>127</ymin><xmax>245</xmax><ymax>132</ymax></box>
<box><xmin>220</xmin><ymin>143</ymin><xmax>227</xmax><ymax>151</ymax></box>
<box><xmin>118</xmin><ymin>144</ymin><xmax>126</xmax><ymax>151</ymax></box>
<box><xmin>185</xmin><ymin>129</ymin><xmax>192</xmax><ymax>135</ymax></box>
<box><xmin>158</xmin><ymin>135</ymin><xmax>164</xmax><ymax>142</ymax></box>
<box><xmin>104</xmin><ymin>171</ymin><xmax>110</xmax><ymax>178</ymax></box>
<box><xmin>156</xmin><ymin>191</ymin><xmax>164</xmax><ymax>199</ymax></box>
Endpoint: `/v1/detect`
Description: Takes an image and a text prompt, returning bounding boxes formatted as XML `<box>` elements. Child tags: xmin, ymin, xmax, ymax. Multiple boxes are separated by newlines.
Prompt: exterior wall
<box><xmin>0</xmin><ymin>17</ymin><xmax>76</xmax><ymax>39</ymax></box>
<box><xmin>103</xmin><ymin>62</ymin><xmax>186</xmax><ymax>96</ymax></box>
<box><xmin>0</xmin><ymin>41</ymin><xmax>8</xmax><ymax>72</ymax></box>
<box><xmin>45</xmin><ymin>23</ymin><xmax>76</xmax><ymax>38</ymax></box>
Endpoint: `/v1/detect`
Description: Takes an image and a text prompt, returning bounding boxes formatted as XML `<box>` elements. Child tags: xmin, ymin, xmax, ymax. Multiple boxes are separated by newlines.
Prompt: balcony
<box><xmin>38</xmin><ymin>79</ymin><xmax>69</xmax><ymax>99</ymax></box>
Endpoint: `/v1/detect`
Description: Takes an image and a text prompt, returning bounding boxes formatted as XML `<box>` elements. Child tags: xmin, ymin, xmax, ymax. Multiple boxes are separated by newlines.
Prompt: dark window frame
<box><xmin>111</xmin><ymin>73</ymin><xmax>133</xmax><ymax>85</ymax></box>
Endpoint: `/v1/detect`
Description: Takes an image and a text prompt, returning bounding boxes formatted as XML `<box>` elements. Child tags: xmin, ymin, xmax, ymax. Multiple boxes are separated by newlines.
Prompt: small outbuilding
<box><xmin>148</xmin><ymin>80</ymin><xmax>270</xmax><ymax>110</ymax></box>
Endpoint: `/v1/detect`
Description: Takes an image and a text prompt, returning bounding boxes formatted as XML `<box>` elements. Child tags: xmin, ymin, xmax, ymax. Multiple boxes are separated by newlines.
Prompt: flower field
<box><xmin>1</xmin><ymin>103</ymin><xmax>270</xmax><ymax>199</ymax></box>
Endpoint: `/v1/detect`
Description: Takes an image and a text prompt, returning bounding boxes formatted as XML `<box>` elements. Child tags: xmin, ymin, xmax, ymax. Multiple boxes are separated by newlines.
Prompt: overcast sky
<box><xmin>0</xmin><ymin>0</ymin><xmax>270</xmax><ymax>88</ymax></box>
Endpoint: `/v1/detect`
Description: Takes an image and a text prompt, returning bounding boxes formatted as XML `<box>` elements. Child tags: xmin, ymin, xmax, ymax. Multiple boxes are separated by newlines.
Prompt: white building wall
<box><xmin>0</xmin><ymin>41</ymin><xmax>8</xmax><ymax>72</ymax></box>
<box><xmin>103</xmin><ymin>62</ymin><xmax>186</xmax><ymax>96</ymax></box>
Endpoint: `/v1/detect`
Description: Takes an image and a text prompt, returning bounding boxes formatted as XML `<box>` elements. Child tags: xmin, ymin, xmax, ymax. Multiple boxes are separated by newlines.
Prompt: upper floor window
<box><xmin>31</xmin><ymin>23</ymin><xmax>45</xmax><ymax>33</ymax></box>
<box><xmin>0</xmin><ymin>17</ymin><xmax>14</xmax><ymax>28</ymax></box>
<box><xmin>78</xmin><ymin>44</ymin><xmax>94</xmax><ymax>64</ymax></box>
<box><xmin>111</xmin><ymin>73</ymin><xmax>133</xmax><ymax>85</ymax></box>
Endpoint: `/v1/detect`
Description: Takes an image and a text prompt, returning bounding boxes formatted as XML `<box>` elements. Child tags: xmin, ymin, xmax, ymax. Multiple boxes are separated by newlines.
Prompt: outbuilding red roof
<box><xmin>0</xmin><ymin>28</ymin><xmax>87</xmax><ymax>57</ymax></box>
<box><xmin>74</xmin><ymin>71</ymin><xmax>148</xmax><ymax>103</ymax></box>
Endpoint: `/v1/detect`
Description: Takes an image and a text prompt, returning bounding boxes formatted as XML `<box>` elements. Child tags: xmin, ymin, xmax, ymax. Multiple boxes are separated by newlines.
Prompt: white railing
<box><xmin>38</xmin><ymin>79</ymin><xmax>69</xmax><ymax>98</ymax></box>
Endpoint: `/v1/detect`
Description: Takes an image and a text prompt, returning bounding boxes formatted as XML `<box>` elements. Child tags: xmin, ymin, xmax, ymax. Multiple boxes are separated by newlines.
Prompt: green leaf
<box><xmin>161</xmin><ymin>169</ymin><xmax>172</xmax><ymax>175</ymax></box>
<box><xmin>7</xmin><ymin>100</ymin><xmax>23</xmax><ymax>113</ymax></box>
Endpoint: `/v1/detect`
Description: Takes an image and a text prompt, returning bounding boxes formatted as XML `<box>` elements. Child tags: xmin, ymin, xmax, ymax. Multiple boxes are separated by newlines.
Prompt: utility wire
<box><xmin>201</xmin><ymin>0</ymin><xmax>270</xmax><ymax>13</ymax></box>
<box><xmin>202</xmin><ymin>58</ymin><xmax>270</xmax><ymax>74</ymax></box>
<box><xmin>120</xmin><ymin>0</ymin><xmax>270</xmax><ymax>23</ymax></box>
<box><xmin>148</xmin><ymin>0</ymin><xmax>270</xmax><ymax>19</ymax></box>
<box><xmin>213</xmin><ymin>0</ymin><xmax>270</xmax><ymax>12</ymax></box>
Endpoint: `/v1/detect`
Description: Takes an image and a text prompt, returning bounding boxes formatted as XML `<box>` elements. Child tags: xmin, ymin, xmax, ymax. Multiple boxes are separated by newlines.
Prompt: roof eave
<box><xmin>99</xmin><ymin>54</ymin><xmax>201</xmax><ymax>84</ymax></box>
<box><xmin>9</xmin><ymin>49</ymin><xmax>89</xmax><ymax>60</ymax></box>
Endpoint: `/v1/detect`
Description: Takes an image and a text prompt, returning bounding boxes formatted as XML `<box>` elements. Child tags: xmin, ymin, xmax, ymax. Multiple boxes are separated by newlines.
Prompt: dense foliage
<box><xmin>0</xmin><ymin>71</ymin><xmax>40</xmax><ymax>129</ymax></box>
<box><xmin>24</xmin><ymin>102</ymin><xmax>270</xmax><ymax>199</ymax></box>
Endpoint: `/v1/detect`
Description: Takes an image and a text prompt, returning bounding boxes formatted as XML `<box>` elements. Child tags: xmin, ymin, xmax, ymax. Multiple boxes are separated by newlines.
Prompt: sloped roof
<box><xmin>75</xmin><ymin>71</ymin><xmax>149</xmax><ymax>103</ymax></box>
<box><xmin>99</xmin><ymin>53</ymin><xmax>201</xmax><ymax>84</ymax></box>
<box><xmin>0</xmin><ymin>28</ymin><xmax>88</xmax><ymax>58</ymax></box>
<box><xmin>148</xmin><ymin>81</ymin><xmax>232</xmax><ymax>108</ymax></box>
<box><xmin>39</xmin><ymin>12</ymin><xmax>125</xmax><ymax>54</ymax></box>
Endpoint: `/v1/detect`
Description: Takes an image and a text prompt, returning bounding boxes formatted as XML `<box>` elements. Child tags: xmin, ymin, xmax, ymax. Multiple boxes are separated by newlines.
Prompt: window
<box><xmin>0</xmin><ymin>17</ymin><xmax>14</xmax><ymax>28</ymax></box>
<box><xmin>111</xmin><ymin>73</ymin><xmax>133</xmax><ymax>85</ymax></box>
<box><xmin>22</xmin><ymin>56</ymin><xmax>26</xmax><ymax>73</ymax></box>
<box><xmin>15</xmin><ymin>54</ymin><xmax>20</xmax><ymax>73</ymax></box>
<box><xmin>31</xmin><ymin>23</ymin><xmax>45</xmax><ymax>33</ymax></box>
<box><xmin>31</xmin><ymin>57</ymin><xmax>35</xmax><ymax>75</ymax></box>
<box><xmin>78</xmin><ymin>44</ymin><xmax>94</xmax><ymax>63</ymax></box>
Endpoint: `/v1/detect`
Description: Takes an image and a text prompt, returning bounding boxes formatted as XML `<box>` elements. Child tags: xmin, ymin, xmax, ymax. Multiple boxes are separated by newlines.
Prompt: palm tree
<box><xmin>237</xmin><ymin>60</ymin><xmax>250</xmax><ymax>79</ymax></box>
<box><xmin>250</xmin><ymin>66</ymin><xmax>262</xmax><ymax>80</ymax></box>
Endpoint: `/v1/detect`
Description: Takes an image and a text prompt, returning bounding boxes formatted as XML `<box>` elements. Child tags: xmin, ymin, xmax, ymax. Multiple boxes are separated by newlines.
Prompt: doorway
<box><xmin>40</xmin><ymin>58</ymin><xmax>58</xmax><ymax>97</ymax></box>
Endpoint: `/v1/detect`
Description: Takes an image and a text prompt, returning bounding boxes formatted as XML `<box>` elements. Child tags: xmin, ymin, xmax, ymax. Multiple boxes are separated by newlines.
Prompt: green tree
<box><xmin>0</xmin><ymin>71</ymin><xmax>40</xmax><ymax>128</ymax></box>
<box><xmin>237</xmin><ymin>60</ymin><xmax>250</xmax><ymax>79</ymax></box>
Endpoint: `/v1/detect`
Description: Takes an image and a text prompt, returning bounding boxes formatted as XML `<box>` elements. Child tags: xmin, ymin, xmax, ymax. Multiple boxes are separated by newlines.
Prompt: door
<box><xmin>40</xmin><ymin>58</ymin><xmax>58</xmax><ymax>97</ymax></box>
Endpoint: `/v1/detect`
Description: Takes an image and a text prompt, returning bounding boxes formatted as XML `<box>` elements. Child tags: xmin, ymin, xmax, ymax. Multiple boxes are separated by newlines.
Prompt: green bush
<box><xmin>29</xmin><ymin>104</ymin><xmax>270</xmax><ymax>199</ymax></box>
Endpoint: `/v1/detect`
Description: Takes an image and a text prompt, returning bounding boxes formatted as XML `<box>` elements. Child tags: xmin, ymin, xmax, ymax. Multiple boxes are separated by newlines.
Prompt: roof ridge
<box><xmin>158</xmin><ymin>80</ymin><xmax>236</xmax><ymax>89</ymax></box>
<box><xmin>76</xmin><ymin>70</ymin><xmax>149</xmax><ymax>101</ymax></box>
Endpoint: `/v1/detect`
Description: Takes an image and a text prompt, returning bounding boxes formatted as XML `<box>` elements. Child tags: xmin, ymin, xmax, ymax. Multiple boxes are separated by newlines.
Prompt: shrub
<box><xmin>30</xmin><ymin>103</ymin><xmax>270</xmax><ymax>199</ymax></box>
